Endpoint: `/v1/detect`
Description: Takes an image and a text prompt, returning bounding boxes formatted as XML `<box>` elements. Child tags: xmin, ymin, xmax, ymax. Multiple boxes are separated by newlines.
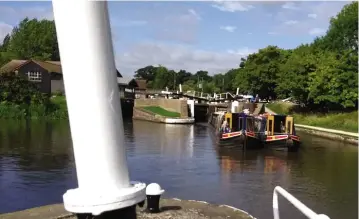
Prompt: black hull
<box><xmin>243</xmin><ymin>136</ymin><xmax>265</xmax><ymax>150</ymax></box>
<box><xmin>244</xmin><ymin>135</ymin><xmax>301</xmax><ymax>152</ymax></box>
<box><xmin>264</xmin><ymin>139</ymin><xmax>300</xmax><ymax>152</ymax></box>
<box><xmin>217</xmin><ymin>134</ymin><xmax>245</xmax><ymax>147</ymax></box>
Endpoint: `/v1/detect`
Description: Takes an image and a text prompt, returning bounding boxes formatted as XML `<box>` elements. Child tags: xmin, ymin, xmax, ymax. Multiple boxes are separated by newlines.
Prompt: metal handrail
<box><xmin>273</xmin><ymin>186</ymin><xmax>330</xmax><ymax>219</ymax></box>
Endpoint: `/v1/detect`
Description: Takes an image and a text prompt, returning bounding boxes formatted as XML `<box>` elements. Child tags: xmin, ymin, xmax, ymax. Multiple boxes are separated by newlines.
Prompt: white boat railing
<box><xmin>273</xmin><ymin>186</ymin><xmax>330</xmax><ymax>219</ymax></box>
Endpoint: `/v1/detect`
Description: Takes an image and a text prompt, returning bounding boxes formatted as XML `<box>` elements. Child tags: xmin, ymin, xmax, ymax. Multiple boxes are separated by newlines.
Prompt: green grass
<box><xmin>266</xmin><ymin>102</ymin><xmax>293</xmax><ymax>115</ymax></box>
<box><xmin>266</xmin><ymin>103</ymin><xmax>358</xmax><ymax>133</ymax></box>
<box><xmin>142</xmin><ymin>106</ymin><xmax>181</xmax><ymax>118</ymax></box>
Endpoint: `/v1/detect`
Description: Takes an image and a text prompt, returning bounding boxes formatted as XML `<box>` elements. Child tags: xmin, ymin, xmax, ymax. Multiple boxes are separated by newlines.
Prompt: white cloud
<box><xmin>0</xmin><ymin>22</ymin><xmax>12</xmax><ymax>43</ymax></box>
<box><xmin>188</xmin><ymin>9</ymin><xmax>201</xmax><ymax>20</ymax></box>
<box><xmin>212</xmin><ymin>1</ymin><xmax>254</xmax><ymax>12</ymax></box>
<box><xmin>115</xmin><ymin>42</ymin><xmax>256</xmax><ymax>76</ymax></box>
<box><xmin>220</xmin><ymin>25</ymin><xmax>237</xmax><ymax>33</ymax></box>
<box><xmin>281</xmin><ymin>2</ymin><xmax>300</xmax><ymax>10</ymax></box>
<box><xmin>268</xmin><ymin>32</ymin><xmax>278</xmax><ymax>35</ymax></box>
<box><xmin>270</xmin><ymin>2</ymin><xmax>347</xmax><ymax>36</ymax></box>
<box><xmin>308</xmin><ymin>13</ymin><xmax>317</xmax><ymax>19</ymax></box>
<box><xmin>227</xmin><ymin>47</ymin><xmax>257</xmax><ymax>56</ymax></box>
<box><xmin>148</xmin><ymin>8</ymin><xmax>201</xmax><ymax>44</ymax></box>
<box><xmin>0</xmin><ymin>5</ymin><xmax>53</xmax><ymax>22</ymax></box>
<box><xmin>0</xmin><ymin>5</ymin><xmax>53</xmax><ymax>42</ymax></box>
<box><xmin>309</xmin><ymin>28</ymin><xmax>325</xmax><ymax>36</ymax></box>
<box><xmin>284</xmin><ymin>20</ymin><xmax>298</xmax><ymax>25</ymax></box>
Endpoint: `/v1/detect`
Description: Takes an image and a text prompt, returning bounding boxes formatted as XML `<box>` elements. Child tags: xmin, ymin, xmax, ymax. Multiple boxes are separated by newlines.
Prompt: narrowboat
<box><xmin>208</xmin><ymin>112</ymin><xmax>246</xmax><ymax>146</ymax></box>
<box><xmin>244</xmin><ymin>113</ymin><xmax>301</xmax><ymax>151</ymax></box>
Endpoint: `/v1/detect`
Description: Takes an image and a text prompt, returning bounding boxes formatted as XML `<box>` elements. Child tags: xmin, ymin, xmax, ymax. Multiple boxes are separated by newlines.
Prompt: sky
<box><xmin>0</xmin><ymin>1</ymin><xmax>350</xmax><ymax>77</ymax></box>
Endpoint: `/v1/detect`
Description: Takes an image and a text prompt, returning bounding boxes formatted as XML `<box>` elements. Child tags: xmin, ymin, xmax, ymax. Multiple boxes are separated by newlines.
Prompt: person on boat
<box><xmin>221</xmin><ymin>120</ymin><xmax>231</xmax><ymax>133</ymax></box>
<box><xmin>280</xmin><ymin>121</ymin><xmax>285</xmax><ymax>133</ymax></box>
<box><xmin>255</xmin><ymin>94</ymin><xmax>259</xmax><ymax>103</ymax></box>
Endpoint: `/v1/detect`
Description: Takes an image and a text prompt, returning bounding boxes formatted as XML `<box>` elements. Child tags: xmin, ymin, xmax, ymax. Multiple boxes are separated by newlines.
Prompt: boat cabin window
<box><xmin>261</xmin><ymin>120</ymin><xmax>266</xmax><ymax>132</ymax></box>
<box><xmin>232</xmin><ymin>114</ymin><xmax>239</xmax><ymax>131</ymax></box>
<box><xmin>273</xmin><ymin>116</ymin><xmax>286</xmax><ymax>134</ymax></box>
<box><xmin>287</xmin><ymin>121</ymin><xmax>292</xmax><ymax>133</ymax></box>
<box><xmin>254</xmin><ymin>119</ymin><xmax>262</xmax><ymax>133</ymax></box>
<box><xmin>268</xmin><ymin>120</ymin><xmax>273</xmax><ymax>133</ymax></box>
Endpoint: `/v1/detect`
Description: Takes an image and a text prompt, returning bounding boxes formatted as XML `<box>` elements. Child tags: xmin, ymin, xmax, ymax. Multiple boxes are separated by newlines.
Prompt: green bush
<box><xmin>0</xmin><ymin>74</ymin><xmax>68</xmax><ymax>119</ymax></box>
<box><xmin>0</xmin><ymin>73</ymin><xmax>49</xmax><ymax>104</ymax></box>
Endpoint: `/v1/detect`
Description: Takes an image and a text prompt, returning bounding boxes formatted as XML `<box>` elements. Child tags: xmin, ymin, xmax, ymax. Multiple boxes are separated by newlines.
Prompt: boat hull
<box><xmin>217</xmin><ymin>131</ymin><xmax>245</xmax><ymax>147</ymax></box>
<box><xmin>263</xmin><ymin>135</ymin><xmax>300</xmax><ymax>152</ymax></box>
<box><xmin>245</xmin><ymin>132</ymin><xmax>301</xmax><ymax>151</ymax></box>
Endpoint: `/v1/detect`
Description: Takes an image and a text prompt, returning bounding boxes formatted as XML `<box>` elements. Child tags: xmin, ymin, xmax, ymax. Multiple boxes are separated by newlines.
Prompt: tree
<box><xmin>233</xmin><ymin>46</ymin><xmax>287</xmax><ymax>99</ymax></box>
<box><xmin>134</xmin><ymin>65</ymin><xmax>157</xmax><ymax>82</ymax></box>
<box><xmin>212</xmin><ymin>74</ymin><xmax>225</xmax><ymax>92</ymax></box>
<box><xmin>182</xmin><ymin>80</ymin><xmax>196</xmax><ymax>92</ymax></box>
<box><xmin>5</xmin><ymin>18</ymin><xmax>59</xmax><ymax>61</ymax></box>
<box><xmin>276</xmin><ymin>44</ymin><xmax>314</xmax><ymax>103</ymax></box>
<box><xmin>152</xmin><ymin>65</ymin><xmax>170</xmax><ymax>89</ymax></box>
<box><xmin>308</xmin><ymin>51</ymin><xmax>358</xmax><ymax>108</ymax></box>
<box><xmin>176</xmin><ymin>69</ymin><xmax>192</xmax><ymax>85</ymax></box>
<box><xmin>0</xmin><ymin>34</ymin><xmax>11</xmax><ymax>66</ymax></box>
<box><xmin>322</xmin><ymin>1</ymin><xmax>358</xmax><ymax>53</ymax></box>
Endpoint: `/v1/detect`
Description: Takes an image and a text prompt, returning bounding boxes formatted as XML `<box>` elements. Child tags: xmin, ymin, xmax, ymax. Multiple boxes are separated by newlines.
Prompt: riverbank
<box><xmin>266</xmin><ymin>103</ymin><xmax>358</xmax><ymax>133</ymax></box>
<box><xmin>265</xmin><ymin>104</ymin><xmax>358</xmax><ymax>145</ymax></box>
<box><xmin>0</xmin><ymin>96</ymin><xmax>68</xmax><ymax>119</ymax></box>
<box><xmin>0</xmin><ymin>198</ymin><xmax>254</xmax><ymax>219</ymax></box>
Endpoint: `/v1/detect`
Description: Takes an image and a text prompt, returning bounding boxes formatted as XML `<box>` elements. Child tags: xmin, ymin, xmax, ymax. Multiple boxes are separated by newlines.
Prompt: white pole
<box><xmin>52</xmin><ymin>0</ymin><xmax>145</xmax><ymax>215</ymax></box>
<box><xmin>179</xmin><ymin>84</ymin><xmax>182</xmax><ymax>93</ymax></box>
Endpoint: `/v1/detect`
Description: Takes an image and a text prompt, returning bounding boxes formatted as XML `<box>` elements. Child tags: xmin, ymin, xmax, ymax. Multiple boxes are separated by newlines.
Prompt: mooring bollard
<box><xmin>146</xmin><ymin>183</ymin><xmax>165</xmax><ymax>213</ymax></box>
<box><xmin>52</xmin><ymin>0</ymin><xmax>146</xmax><ymax>218</ymax></box>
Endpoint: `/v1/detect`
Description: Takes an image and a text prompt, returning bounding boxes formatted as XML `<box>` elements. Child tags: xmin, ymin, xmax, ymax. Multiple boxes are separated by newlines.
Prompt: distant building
<box><xmin>0</xmin><ymin>59</ymin><xmax>125</xmax><ymax>95</ymax></box>
<box><xmin>130</xmin><ymin>79</ymin><xmax>147</xmax><ymax>92</ymax></box>
<box><xmin>0</xmin><ymin>60</ymin><xmax>64</xmax><ymax>94</ymax></box>
<box><xmin>128</xmin><ymin>79</ymin><xmax>147</xmax><ymax>98</ymax></box>
<box><xmin>117</xmin><ymin>76</ymin><xmax>132</xmax><ymax>99</ymax></box>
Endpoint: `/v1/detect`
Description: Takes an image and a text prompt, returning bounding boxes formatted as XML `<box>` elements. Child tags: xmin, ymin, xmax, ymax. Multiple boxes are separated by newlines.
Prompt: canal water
<box><xmin>0</xmin><ymin>120</ymin><xmax>357</xmax><ymax>219</ymax></box>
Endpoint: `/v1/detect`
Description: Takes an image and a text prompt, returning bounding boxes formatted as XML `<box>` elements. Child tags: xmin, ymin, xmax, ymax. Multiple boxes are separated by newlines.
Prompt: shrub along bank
<box><xmin>0</xmin><ymin>96</ymin><xmax>68</xmax><ymax>119</ymax></box>
<box><xmin>0</xmin><ymin>74</ymin><xmax>68</xmax><ymax>119</ymax></box>
<box><xmin>266</xmin><ymin>103</ymin><xmax>358</xmax><ymax>133</ymax></box>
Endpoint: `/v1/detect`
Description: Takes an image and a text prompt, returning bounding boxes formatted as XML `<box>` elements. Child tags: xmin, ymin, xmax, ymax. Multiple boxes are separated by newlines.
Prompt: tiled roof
<box><xmin>117</xmin><ymin>76</ymin><xmax>131</xmax><ymax>85</ymax></box>
<box><xmin>134</xmin><ymin>79</ymin><xmax>147</xmax><ymax>90</ymax></box>
<box><xmin>0</xmin><ymin>60</ymin><xmax>122</xmax><ymax>78</ymax></box>
<box><xmin>0</xmin><ymin>59</ymin><xmax>62</xmax><ymax>74</ymax></box>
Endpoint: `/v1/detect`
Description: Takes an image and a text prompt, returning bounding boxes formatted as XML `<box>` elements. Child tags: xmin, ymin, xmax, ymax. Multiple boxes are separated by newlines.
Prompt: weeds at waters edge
<box><xmin>0</xmin><ymin>96</ymin><xmax>68</xmax><ymax>119</ymax></box>
<box><xmin>142</xmin><ymin>106</ymin><xmax>181</xmax><ymax>118</ymax></box>
<box><xmin>267</xmin><ymin>103</ymin><xmax>358</xmax><ymax>133</ymax></box>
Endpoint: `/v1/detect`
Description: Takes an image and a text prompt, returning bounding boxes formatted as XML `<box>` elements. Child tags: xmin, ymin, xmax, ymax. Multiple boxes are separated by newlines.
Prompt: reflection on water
<box><xmin>0</xmin><ymin>120</ymin><xmax>77</xmax><ymax>213</ymax></box>
<box><xmin>0</xmin><ymin>119</ymin><xmax>357</xmax><ymax>219</ymax></box>
<box><xmin>219</xmin><ymin>150</ymin><xmax>292</xmax><ymax>174</ymax></box>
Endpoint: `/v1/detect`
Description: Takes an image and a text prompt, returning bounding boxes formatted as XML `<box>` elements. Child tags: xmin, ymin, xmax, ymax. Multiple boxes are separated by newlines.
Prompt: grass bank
<box><xmin>0</xmin><ymin>95</ymin><xmax>68</xmax><ymax>119</ymax></box>
<box><xmin>266</xmin><ymin>103</ymin><xmax>358</xmax><ymax>133</ymax></box>
<box><xmin>142</xmin><ymin>106</ymin><xmax>180</xmax><ymax>118</ymax></box>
